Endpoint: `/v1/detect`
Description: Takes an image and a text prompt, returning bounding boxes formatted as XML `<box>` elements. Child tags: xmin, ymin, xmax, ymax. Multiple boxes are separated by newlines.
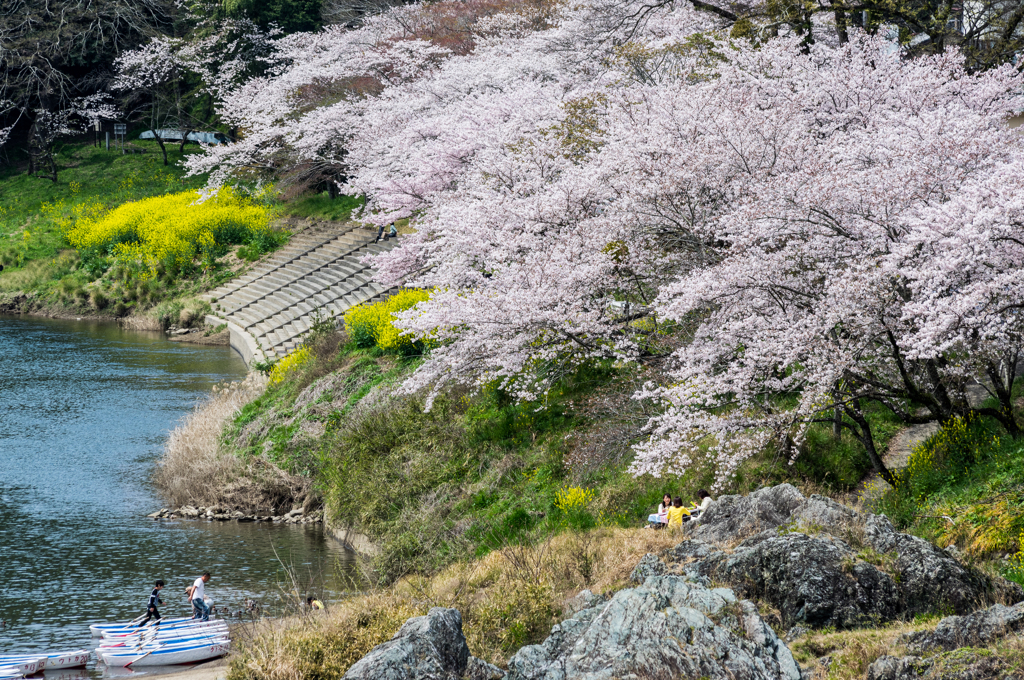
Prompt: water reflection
<box><xmin>0</xmin><ymin>316</ymin><xmax>355</xmax><ymax>658</ymax></box>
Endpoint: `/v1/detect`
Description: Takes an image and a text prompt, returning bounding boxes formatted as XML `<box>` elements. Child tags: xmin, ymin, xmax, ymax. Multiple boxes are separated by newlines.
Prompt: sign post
<box><xmin>114</xmin><ymin>123</ymin><xmax>126</xmax><ymax>154</ymax></box>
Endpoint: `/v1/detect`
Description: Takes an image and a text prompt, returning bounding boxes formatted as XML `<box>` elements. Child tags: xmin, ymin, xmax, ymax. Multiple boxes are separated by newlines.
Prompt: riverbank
<box><xmin>226</xmin><ymin>484</ymin><xmax>1024</xmax><ymax>680</ymax></box>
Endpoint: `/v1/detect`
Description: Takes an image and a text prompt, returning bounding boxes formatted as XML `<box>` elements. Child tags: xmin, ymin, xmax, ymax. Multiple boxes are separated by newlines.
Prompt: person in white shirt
<box><xmin>187</xmin><ymin>572</ymin><xmax>212</xmax><ymax>621</ymax></box>
<box><xmin>691</xmin><ymin>490</ymin><xmax>714</xmax><ymax>519</ymax></box>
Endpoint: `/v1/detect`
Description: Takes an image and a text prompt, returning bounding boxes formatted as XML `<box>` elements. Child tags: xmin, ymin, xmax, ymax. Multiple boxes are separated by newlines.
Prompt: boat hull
<box><xmin>98</xmin><ymin>641</ymin><xmax>230</xmax><ymax>667</ymax></box>
<box><xmin>89</xmin><ymin>617</ymin><xmax>192</xmax><ymax>636</ymax></box>
<box><xmin>45</xmin><ymin>651</ymin><xmax>91</xmax><ymax>669</ymax></box>
<box><xmin>0</xmin><ymin>657</ymin><xmax>46</xmax><ymax>675</ymax></box>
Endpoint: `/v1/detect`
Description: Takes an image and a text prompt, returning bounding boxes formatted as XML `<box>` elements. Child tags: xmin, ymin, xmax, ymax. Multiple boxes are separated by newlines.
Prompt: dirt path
<box><xmin>850</xmin><ymin>384</ymin><xmax>990</xmax><ymax>508</ymax></box>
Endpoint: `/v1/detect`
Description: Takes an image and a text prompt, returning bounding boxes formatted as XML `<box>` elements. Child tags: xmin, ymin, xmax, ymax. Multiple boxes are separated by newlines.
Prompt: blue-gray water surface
<box><xmin>0</xmin><ymin>316</ymin><xmax>354</xmax><ymax>667</ymax></box>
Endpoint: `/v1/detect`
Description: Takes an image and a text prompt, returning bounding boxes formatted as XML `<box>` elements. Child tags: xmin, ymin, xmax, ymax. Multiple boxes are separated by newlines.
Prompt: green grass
<box><xmin>224</xmin><ymin>324</ymin><xmax>921</xmax><ymax>585</ymax></box>
<box><xmin>0</xmin><ymin>140</ymin><xmax>295</xmax><ymax>322</ymax></box>
<box><xmin>282</xmin><ymin>193</ymin><xmax>364</xmax><ymax>222</ymax></box>
<box><xmin>0</xmin><ymin>141</ymin><xmax>207</xmax><ymax>278</ymax></box>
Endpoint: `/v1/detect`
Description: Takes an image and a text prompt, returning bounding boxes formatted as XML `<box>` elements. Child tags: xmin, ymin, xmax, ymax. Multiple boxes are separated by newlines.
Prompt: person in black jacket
<box><xmin>141</xmin><ymin>580</ymin><xmax>164</xmax><ymax>624</ymax></box>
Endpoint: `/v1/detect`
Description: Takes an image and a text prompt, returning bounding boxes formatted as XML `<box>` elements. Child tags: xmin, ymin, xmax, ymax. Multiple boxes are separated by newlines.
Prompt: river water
<box><xmin>0</xmin><ymin>316</ymin><xmax>355</xmax><ymax>667</ymax></box>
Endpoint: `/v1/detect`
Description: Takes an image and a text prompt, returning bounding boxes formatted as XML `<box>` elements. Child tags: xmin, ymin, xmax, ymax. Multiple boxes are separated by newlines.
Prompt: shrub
<box><xmin>90</xmin><ymin>289</ymin><xmax>108</xmax><ymax>310</ymax></box>
<box><xmin>61</xmin><ymin>188</ymin><xmax>282</xmax><ymax>283</ymax></box>
<box><xmin>269</xmin><ymin>347</ymin><xmax>312</xmax><ymax>385</ymax></box>
<box><xmin>343</xmin><ymin>289</ymin><xmax>431</xmax><ymax>352</ymax></box>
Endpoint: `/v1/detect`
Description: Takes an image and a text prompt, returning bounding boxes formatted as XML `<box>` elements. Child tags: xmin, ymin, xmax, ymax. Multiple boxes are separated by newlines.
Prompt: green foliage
<box><xmin>343</xmin><ymin>289</ymin><xmax>431</xmax><ymax>353</ymax></box>
<box><xmin>221</xmin><ymin>0</ymin><xmax>323</xmax><ymax>33</ymax></box>
<box><xmin>283</xmin><ymin>193</ymin><xmax>364</xmax><ymax>222</ymax></box>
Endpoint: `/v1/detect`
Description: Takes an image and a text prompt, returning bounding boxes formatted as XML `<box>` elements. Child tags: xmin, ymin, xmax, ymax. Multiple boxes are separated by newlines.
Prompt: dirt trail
<box><xmin>849</xmin><ymin>384</ymin><xmax>990</xmax><ymax>507</ymax></box>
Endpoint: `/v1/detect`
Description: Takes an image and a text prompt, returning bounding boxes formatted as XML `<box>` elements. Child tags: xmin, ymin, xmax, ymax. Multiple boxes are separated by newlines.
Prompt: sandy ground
<box><xmin>119</xmin><ymin>658</ymin><xmax>229</xmax><ymax>680</ymax></box>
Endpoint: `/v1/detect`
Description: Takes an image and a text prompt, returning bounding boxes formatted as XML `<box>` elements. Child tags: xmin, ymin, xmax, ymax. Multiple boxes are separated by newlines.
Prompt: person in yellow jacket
<box><xmin>665</xmin><ymin>496</ymin><xmax>690</xmax><ymax>529</ymax></box>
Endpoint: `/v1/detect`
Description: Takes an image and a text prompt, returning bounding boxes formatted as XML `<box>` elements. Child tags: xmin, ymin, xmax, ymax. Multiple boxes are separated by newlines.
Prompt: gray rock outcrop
<box><xmin>867</xmin><ymin>651</ymin><xmax>1008</xmax><ymax>680</ymax></box>
<box><xmin>690</xmin><ymin>483</ymin><xmax>805</xmax><ymax>543</ymax></box>
<box><xmin>342</xmin><ymin>607</ymin><xmax>470</xmax><ymax>680</ymax></box>
<box><xmin>682</xmin><ymin>533</ymin><xmax>901</xmax><ymax>628</ymax></box>
<box><xmin>864</xmin><ymin>515</ymin><xmax>992</xmax><ymax>616</ymax></box>
<box><xmin>628</xmin><ymin>553</ymin><xmax>665</xmax><ymax>584</ymax></box>
<box><xmin>504</xmin><ymin>573</ymin><xmax>801</xmax><ymax>680</ymax></box>
<box><xmin>907</xmin><ymin>601</ymin><xmax>1024</xmax><ymax>652</ymax></box>
<box><xmin>670</xmin><ymin>484</ymin><xmax>1021</xmax><ymax>628</ymax></box>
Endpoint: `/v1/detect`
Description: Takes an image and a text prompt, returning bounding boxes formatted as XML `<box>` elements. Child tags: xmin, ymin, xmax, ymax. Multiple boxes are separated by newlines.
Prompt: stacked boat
<box><xmin>0</xmin><ymin>616</ymin><xmax>230</xmax><ymax>676</ymax></box>
<box><xmin>0</xmin><ymin>650</ymin><xmax>91</xmax><ymax>677</ymax></box>
<box><xmin>94</xmin><ymin>617</ymin><xmax>230</xmax><ymax>667</ymax></box>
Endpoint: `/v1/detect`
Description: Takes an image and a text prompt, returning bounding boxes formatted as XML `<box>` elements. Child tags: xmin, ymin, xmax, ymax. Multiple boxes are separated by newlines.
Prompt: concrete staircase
<box><xmin>203</xmin><ymin>223</ymin><xmax>397</xmax><ymax>363</ymax></box>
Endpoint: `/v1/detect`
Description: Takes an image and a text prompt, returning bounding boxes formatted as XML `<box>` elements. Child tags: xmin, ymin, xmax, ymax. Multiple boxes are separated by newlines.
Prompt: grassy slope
<box><xmin>220</xmin><ymin>330</ymin><xmax>1024</xmax><ymax>680</ymax></box>
<box><xmin>0</xmin><ymin>141</ymin><xmax>290</xmax><ymax>324</ymax></box>
<box><xmin>222</xmin><ymin>326</ymin><xmax>905</xmax><ymax>585</ymax></box>
<box><xmin>0</xmin><ymin>141</ymin><xmax>206</xmax><ymax>275</ymax></box>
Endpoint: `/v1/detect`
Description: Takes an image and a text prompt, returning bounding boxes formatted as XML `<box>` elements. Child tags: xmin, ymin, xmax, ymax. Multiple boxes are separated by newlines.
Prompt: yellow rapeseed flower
<box><xmin>343</xmin><ymin>288</ymin><xmax>431</xmax><ymax>350</ymax></box>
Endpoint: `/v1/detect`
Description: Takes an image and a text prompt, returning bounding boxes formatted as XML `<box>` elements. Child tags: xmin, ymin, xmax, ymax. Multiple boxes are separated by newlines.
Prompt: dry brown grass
<box><xmin>790</xmin><ymin>621</ymin><xmax>935</xmax><ymax>680</ymax></box>
<box><xmin>155</xmin><ymin>374</ymin><xmax>307</xmax><ymax>513</ymax></box>
<box><xmin>228</xmin><ymin>527</ymin><xmax>681</xmax><ymax>680</ymax></box>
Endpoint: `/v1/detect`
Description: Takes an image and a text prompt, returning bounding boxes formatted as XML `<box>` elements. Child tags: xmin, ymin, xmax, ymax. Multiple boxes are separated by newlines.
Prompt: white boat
<box><xmin>100</xmin><ymin>621</ymin><xmax>227</xmax><ymax>641</ymax></box>
<box><xmin>89</xmin><ymin>616</ymin><xmax>192</xmax><ymax>636</ymax></box>
<box><xmin>98</xmin><ymin>630</ymin><xmax>229</xmax><ymax>650</ymax></box>
<box><xmin>97</xmin><ymin>640</ymin><xmax>230</xmax><ymax>667</ymax></box>
<box><xmin>98</xmin><ymin>627</ymin><xmax>229</xmax><ymax>647</ymax></box>
<box><xmin>0</xmin><ymin>656</ymin><xmax>46</xmax><ymax>675</ymax></box>
<box><xmin>44</xmin><ymin>651</ymin><xmax>91</xmax><ymax>669</ymax></box>
<box><xmin>0</xmin><ymin>666</ymin><xmax>22</xmax><ymax>680</ymax></box>
<box><xmin>97</xmin><ymin>618</ymin><xmax>221</xmax><ymax>638</ymax></box>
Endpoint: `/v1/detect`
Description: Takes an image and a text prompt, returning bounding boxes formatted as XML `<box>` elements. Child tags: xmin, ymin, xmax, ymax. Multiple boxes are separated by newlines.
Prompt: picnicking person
<box><xmin>374</xmin><ymin>223</ymin><xmax>399</xmax><ymax>243</ymax></box>
<box><xmin>306</xmin><ymin>596</ymin><xmax>325</xmax><ymax>611</ymax></box>
<box><xmin>692</xmin><ymin>489</ymin><xmax>713</xmax><ymax>517</ymax></box>
<box><xmin>647</xmin><ymin>493</ymin><xmax>673</xmax><ymax>529</ymax></box>
<box><xmin>186</xmin><ymin>572</ymin><xmax>212</xmax><ymax>621</ymax></box>
<box><xmin>648</xmin><ymin>490</ymin><xmax>714</xmax><ymax>528</ymax></box>
<box><xmin>666</xmin><ymin>496</ymin><xmax>689</xmax><ymax>529</ymax></box>
<box><xmin>141</xmin><ymin>580</ymin><xmax>164</xmax><ymax>624</ymax></box>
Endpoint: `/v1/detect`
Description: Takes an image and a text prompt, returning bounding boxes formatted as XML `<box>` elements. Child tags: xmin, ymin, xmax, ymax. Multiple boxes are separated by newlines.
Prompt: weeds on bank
<box><xmin>227</xmin><ymin>527</ymin><xmax>679</xmax><ymax>680</ymax></box>
<box><xmin>871</xmin><ymin>396</ymin><xmax>1024</xmax><ymax>585</ymax></box>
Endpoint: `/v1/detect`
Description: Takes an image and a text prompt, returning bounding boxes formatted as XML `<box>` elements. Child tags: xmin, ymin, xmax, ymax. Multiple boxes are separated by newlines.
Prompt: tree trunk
<box><xmin>179</xmin><ymin>129</ymin><xmax>194</xmax><ymax>154</ymax></box>
<box><xmin>149</xmin><ymin>127</ymin><xmax>169</xmax><ymax>166</ymax></box>
<box><xmin>845</xmin><ymin>403</ymin><xmax>897</xmax><ymax>486</ymax></box>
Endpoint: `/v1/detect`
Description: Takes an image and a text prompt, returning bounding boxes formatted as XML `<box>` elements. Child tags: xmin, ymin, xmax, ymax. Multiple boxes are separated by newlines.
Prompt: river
<box><xmin>0</xmin><ymin>315</ymin><xmax>355</xmax><ymax>669</ymax></box>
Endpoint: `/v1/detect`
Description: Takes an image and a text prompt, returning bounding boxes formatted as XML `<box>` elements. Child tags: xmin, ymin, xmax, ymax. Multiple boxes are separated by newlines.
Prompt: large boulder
<box><xmin>907</xmin><ymin>601</ymin><xmax>1024</xmax><ymax>652</ymax></box>
<box><xmin>343</xmin><ymin>607</ymin><xmax>470</xmax><ymax>680</ymax></box>
<box><xmin>671</xmin><ymin>484</ymin><xmax>1021</xmax><ymax>629</ymax></box>
<box><xmin>504</xmin><ymin>573</ymin><xmax>801</xmax><ymax>680</ymax></box>
<box><xmin>689</xmin><ymin>483</ymin><xmax>805</xmax><ymax>543</ymax></box>
<box><xmin>690</xmin><ymin>533</ymin><xmax>901</xmax><ymax>629</ymax></box>
<box><xmin>864</xmin><ymin>515</ymin><xmax>998</xmax><ymax>616</ymax></box>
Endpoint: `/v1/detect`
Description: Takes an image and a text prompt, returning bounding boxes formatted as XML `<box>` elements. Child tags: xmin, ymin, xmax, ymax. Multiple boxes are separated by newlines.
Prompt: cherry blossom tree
<box><xmin>175</xmin><ymin>0</ymin><xmax>1024</xmax><ymax>488</ymax></box>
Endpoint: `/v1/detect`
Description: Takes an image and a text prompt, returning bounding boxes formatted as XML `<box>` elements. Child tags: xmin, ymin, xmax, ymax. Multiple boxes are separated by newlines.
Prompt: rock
<box><xmin>867</xmin><ymin>656</ymin><xmax>925</xmax><ymax>680</ymax></box>
<box><xmin>562</xmin><ymin>590</ymin><xmax>606</xmax><ymax>618</ymax></box>
<box><xmin>629</xmin><ymin>553</ymin><xmax>665</xmax><ymax>583</ymax></box>
<box><xmin>173</xmin><ymin>328</ymin><xmax>191</xmax><ymax>335</ymax></box>
<box><xmin>907</xmin><ymin>601</ymin><xmax>1024</xmax><ymax>652</ymax></box>
<box><xmin>693</xmin><ymin>532</ymin><xmax>901</xmax><ymax>629</ymax></box>
<box><xmin>663</xmin><ymin>484</ymin><xmax>1020</xmax><ymax>631</ymax></box>
<box><xmin>785</xmin><ymin>625</ymin><xmax>809</xmax><ymax>642</ymax></box>
<box><xmin>867</xmin><ymin>650</ymin><xmax>1007</xmax><ymax>680</ymax></box>
<box><xmin>864</xmin><ymin>515</ymin><xmax>1004</xmax><ymax>616</ymax></box>
<box><xmin>342</xmin><ymin>607</ymin><xmax>469</xmax><ymax>680</ymax></box>
<box><xmin>504</xmin><ymin>574</ymin><xmax>800</xmax><ymax>680</ymax></box>
<box><xmin>788</xmin><ymin>494</ymin><xmax>864</xmax><ymax>534</ymax></box>
<box><xmin>689</xmin><ymin>483</ymin><xmax>805</xmax><ymax>543</ymax></box>
<box><xmin>465</xmin><ymin>657</ymin><xmax>505</xmax><ymax>680</ymax></box>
